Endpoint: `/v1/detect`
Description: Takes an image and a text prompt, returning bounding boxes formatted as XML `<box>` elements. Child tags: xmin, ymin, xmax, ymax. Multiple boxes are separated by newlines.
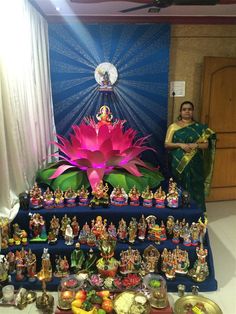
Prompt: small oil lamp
<box><xmin>36</xmin><ymin>275</ymin><xmax>54</xmax><ymax>313</ymax></box>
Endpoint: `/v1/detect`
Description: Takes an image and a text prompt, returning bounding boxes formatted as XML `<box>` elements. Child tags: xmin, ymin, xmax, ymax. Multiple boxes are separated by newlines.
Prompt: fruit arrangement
<box><xmin>71</xmin><ymin>290</ymin><xmax>113</xmax><ymax>314</ymax></box>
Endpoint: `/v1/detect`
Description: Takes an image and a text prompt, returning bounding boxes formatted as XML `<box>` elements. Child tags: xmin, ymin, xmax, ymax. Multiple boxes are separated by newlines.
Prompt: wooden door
<box><xmin>201</xmin><ymin>56</ymin><xmax>236</xmax><ymax>201</ymax></box>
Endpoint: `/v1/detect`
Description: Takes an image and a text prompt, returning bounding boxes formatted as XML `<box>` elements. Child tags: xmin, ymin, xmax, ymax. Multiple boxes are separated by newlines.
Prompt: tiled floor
<box><xmin>2</xmin><ymin>201</ymin><xmax>236</xmax><ymax>313</ymax></box>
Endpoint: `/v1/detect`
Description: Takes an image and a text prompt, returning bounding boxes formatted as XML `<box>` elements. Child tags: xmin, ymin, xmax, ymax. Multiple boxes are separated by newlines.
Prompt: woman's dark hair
<box><xmin>178</xmin><ymin>101</ymin><xmax>194</xmax><ymax>120</ymax></box>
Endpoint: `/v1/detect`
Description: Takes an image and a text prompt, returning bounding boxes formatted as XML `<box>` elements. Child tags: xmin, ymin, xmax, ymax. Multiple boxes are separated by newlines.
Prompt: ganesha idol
<box><xmin>110</xmin><ymin>186</ymin><xmax>128</xmax><ymax>206</ymax></box>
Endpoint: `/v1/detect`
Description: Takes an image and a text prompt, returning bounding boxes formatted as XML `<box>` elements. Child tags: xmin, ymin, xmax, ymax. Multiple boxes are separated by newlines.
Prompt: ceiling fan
<box><xmin>120</xmin><ymin>0</ymin><xmax>219</xmax><ymax>14</ymax></box>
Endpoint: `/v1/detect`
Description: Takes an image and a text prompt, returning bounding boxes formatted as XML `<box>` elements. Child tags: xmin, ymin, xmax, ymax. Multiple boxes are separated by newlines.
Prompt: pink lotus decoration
<box><xmin>50</xmin><ymin>119</ymin><xmax>155</xmax><ymax>189</ymax></box>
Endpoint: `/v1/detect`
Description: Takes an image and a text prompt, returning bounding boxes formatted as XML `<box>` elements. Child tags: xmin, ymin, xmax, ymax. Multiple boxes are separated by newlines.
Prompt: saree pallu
<box><xmin>170</xmin><ymin>122</ymin><xmax>216</xmax><ymax>210</ymax></box>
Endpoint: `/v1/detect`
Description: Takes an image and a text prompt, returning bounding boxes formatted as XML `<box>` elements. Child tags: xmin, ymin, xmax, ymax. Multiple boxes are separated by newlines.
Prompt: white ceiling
<box><xmin>31</xmin><ymin>0</ymin><xmax>236</xmax><ymax>20</ymax></box>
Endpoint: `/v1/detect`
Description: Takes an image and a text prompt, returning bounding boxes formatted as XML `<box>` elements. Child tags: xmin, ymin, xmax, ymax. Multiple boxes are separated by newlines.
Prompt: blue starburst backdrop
<box><xmin>48</xmin><ymin>23</ymin><xmax>170</xmax><ymax>172</ymax></box>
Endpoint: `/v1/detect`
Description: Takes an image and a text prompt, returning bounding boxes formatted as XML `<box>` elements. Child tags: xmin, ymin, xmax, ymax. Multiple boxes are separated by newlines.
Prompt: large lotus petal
<box><xmin>50</xmin><ymin>164</ymin><xmax>75</xmax><ymax>179</ymax></box>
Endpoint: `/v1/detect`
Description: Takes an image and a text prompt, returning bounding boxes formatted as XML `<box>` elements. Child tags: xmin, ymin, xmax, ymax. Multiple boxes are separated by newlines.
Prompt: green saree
<box><xmin>169</xmin><ymin>122</ymin><xmax>216</xmax><ymax>210</ymax></box>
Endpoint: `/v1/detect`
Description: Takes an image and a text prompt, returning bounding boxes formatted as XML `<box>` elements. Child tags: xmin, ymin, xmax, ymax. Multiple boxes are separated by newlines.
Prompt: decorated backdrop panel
<box><xmin>48</xmin><ymin>24</ymin><xmax>170</xmax><ymax>170</ymax></box>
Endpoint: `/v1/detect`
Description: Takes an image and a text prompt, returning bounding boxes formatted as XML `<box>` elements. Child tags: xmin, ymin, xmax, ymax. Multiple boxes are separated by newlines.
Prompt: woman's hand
<box><xmin>180</xmin><ymin>143</ymin><xmax>192</xmax><ymax>152</ymax></box>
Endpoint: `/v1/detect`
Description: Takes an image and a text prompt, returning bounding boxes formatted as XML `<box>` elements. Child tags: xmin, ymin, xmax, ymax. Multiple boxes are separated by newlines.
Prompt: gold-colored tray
<box><xmin>174</xmin><ymin>295</ymin><xmax>223</xmax><ymax>314</ymax></box>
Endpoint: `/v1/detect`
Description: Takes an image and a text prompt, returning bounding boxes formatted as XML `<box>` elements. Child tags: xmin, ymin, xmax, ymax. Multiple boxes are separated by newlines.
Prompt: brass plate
<box><xmin>174</xmin><ymin>295</ymin><xmax>223</xmax><ymax>314</ymax></box>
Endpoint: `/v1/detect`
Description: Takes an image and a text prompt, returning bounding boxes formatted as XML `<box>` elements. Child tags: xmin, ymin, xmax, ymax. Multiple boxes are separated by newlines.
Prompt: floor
<box><xmin>2</xmin><ymin>201</ymin><xmax>236</xmax><ymax>314</ymax></box>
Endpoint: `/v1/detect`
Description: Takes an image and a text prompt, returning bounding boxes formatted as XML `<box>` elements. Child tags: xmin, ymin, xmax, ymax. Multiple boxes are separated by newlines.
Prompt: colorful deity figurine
<box><xmin>54</xmin><ymin>255</ymin><xmax>70</xmax><ymax>277</ymax></box>
<box><xmin>29</xmin><ymin>182</ymin><xmax>43</xmax><ymax>209</ymax></box>
<box><xmin>79</xmin><ymin>222</ymin><xmax>90</xmax><ymax>244</ymax></box>
<box><xmin>143</xmin><ymin>245</ymin><xmax>160</xmax><ymax>273</ymax></box>
<box><xmin>173</xmin><ymin>246</ymin><xmax>190</xmax><ymax>275</ymax></box>
<box><xmin>96</xmin><ymin>105</ymin><xmax>113</xmax><ymax>127</ymax></box>
<box><xmin>0</xmin><ymin>217</ymin><xmax>10</xmax><ymax>249</ymax></box>
<box><xmin>71</xmin><ymin>216</ymin><xmax>80</xmax><ymax>239</ymax></box>
<box><xmin>181</xmin><ymin>223</ymin><xmax>191</xmax><ymax>246</ymax></box>
<box><xmin>128</xmin><ymin>217</ymin><xmax>138</xmax><ymax>244</ymax></box>
<box><xmin>15</xmin><ymin>249</ymin><xmax>26</xmax><ymax>281</ymax></box>
<box><xmin>110</xmin><ymin>186</ymin><xmax>128</xmax><ymax>206</ymax></box>
<box><xmin>38</xmin><ymin>248</ymin><xmax>52</xmax><ymax>282</ymax></box>
<box><xmin>160</xmin><ymin>221</ymin><xmax>167</xmax><ymax>241</ymax></box>
<box><xmin>145</xmin><ymin>215</ymin><xmax>157</xmax><ymax>241</ymax></box>
<box><xmin>128</xmin><ymin>185</ymin><xmax>140</xmax><ymax>206</ymax></box>
<box><xmin>190</xmin><ymin>222</ymin><xmax>200</xmax><ymax>246</ymax></box>
<box><xmin>77</xmin><ymin>185</ymin><xmax>89</xmax><ymax>206</ymax></box>
<box><xmin>65</xmin><ymin>187</ymin><xmax>77</xmax><ymax>207</ymax></box>
<box><xmin>166</xmin><ymin>215</ymin><xmax>175</xmax><ymax>237</ymax></box>
<box><xmin>54</xmin><ymin>187</ymin><xmax>64</xmax><ymax>208</ymax></box>
<box><xmin>87</xmin><ymin>231</ymin><xmax>97</xmax><ymax>247</ymax></box>
<box><xmin>107</xmin><ymin>222</ymin><xmax>117</xmax><ymax>240</ymax></box>
<box><xmin>12</xmin><ymin>223</ymin><xmax>28</xmax><ymax>245</ymax></box>
<box><xmin>198</xmin><ymin>216</ymin><xmax>208</xmax><ymax>244</ymax></box>
<box><xmin>117</xmin><ymin>218</ymin><xmax>128</xmax><ymax>242</ymax></box>
<box><xmin>91</xmin><ymin>216</ymin><xmax>107</xmax><ymax>239</ymax></box>
<box><xmin>6</xmin><ymin>251</ymin><xmax>15</xmax><ymax>274</ymax></box>
<box><xmin>172</xmin><ymin>220</ymin><xmax>181</xmax><ymax>244</ymax></box>
<box><xmin>90</xmin><ymin>181</ymin><xmax>109</xmax><ymax>208</ymax></box>
<box><xmin>61</xmin><ymin>214</ymin><xmax>71</xmax><ymax>236</ymax></box>
<box><xmin>26</xmin><ymin>249</ymin><xmax>37</xmax><ymax>282</ymax></box>
<box><xmin>188</xmin><ymin>244</ymin><xmax>209</xmax><ymax>282</ymax></box>
<box><xmin>138</xmin><ymin>214</ymin><xmax>147</xmax><ymax>241</ymax></box>
<box><xmin>166</xmin><ymin>178</ymin><xmax>179</xmax><ymax>208</ymax></box>
<box><xmin>119</xmin><ymin>247</ymin><xmax>142</xmax><ymax>274</ymax></box>
<box><xmin>43</xmin><ymin>187</ymin><xmax>54</xmax><ymax>209</ymax></box>
<box><xmin>29</xmin><ymin>213</ymin><xmax>47</xmax><ymax>242</ymax></box>
<box><xmin>154</xmin><ymin>186</ymin><xmax>166</xmax><ymax>208</ymax></box>
<box><xmin>141</xmin><ymin>186</ymin><xmax>153</xmax><ymax>208</ymax></box>
<box><xmin>48</xmin><ymin>215</ymin><xmax>60</xmax><ymax>244</ymax></box>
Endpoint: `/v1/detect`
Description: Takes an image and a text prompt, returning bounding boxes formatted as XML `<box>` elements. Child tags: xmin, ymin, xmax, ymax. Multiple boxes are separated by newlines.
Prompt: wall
<box><xmin>168</xmin><ymin>25</ymin><xmax>236</xmax><ymax>124</ymax></box>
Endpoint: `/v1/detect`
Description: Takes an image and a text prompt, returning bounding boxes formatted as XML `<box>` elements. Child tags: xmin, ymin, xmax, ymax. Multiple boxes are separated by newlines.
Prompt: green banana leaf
<box><xmin>104</xmin><ymin>166</ymin><xmax>164</xmax><ymax>192</ymax></box>
<box><xmin>51</xmin><ymin>171</ymin><xmax>90</xmax><ymax>191</ymax></box>
<box><xmin>36</xmin><ymin>168</ymin><xmax>57</xmax><ymax>186</ymax></box>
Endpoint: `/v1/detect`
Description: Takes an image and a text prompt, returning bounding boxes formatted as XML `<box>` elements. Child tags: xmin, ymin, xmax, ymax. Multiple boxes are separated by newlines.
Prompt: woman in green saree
<box><xmin>165</xmin><ymin>101</ymin><xmax>216</xmax><ymax>210</ymax></box>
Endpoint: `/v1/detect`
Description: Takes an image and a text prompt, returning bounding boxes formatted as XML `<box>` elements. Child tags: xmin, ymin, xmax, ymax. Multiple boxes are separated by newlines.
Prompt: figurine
<box><xmin>54</xmin><ymin>187</ymin><xmax>64</xmax><ymax>208</ymax></box>
<box><xmin>107</xmin><ymin>222</ymin><xmax>117</xmax><ymax>240</ymax></box>
<box><xmin>181</xmin><ymin>190</ymin><xmax>191</xmax><ymax>208</ymax></box>
<box><xmin>91</xmin><ymin>216</ymin><xmax>107</xmax><ymax>239</ymax></box>
<box><xmin>190</xmin><ymin>222</ymin><xmax>200</xmax><ymax>246</ymax></box>
<box><xmin>148</xmin><ymin>224</ymin><xmax>162</xmax><ymax>244</ymax></box>
<box><xmin>6</xmin><ymin>251</ymin><xmax>15</xmax><ymax>274</ymax></box>
<box><xmin>166</xmin><ymin>215</ymin><xmax>175</xmax><ymax>237</ymax></box>
<box><xmin>84</xmin><ymin>248</ymin><xmax>98</xmax><ymax>272</ymax></box>
<box><xmin>154</xmin><ymin>186</ymin><xmax>166</xmax><ymax>208</ymax></box>
<box><xmin>71</xmin><ymin>216</ymin><xmax>80</xmax><ymax>238</ymax></box>
<box><xmin>145</xmin><ymin>215</ymin><xmax>157</xmax><ymax>241</ymax></box>
<box><xmin>0</xmin><ymin>218</ymin><xmax>10</xmax><ymax>249</ymax></box>
<box><xmin>0</xmin><ymin>255</ymin><xmax>9</xmax><ymax>283</ymax></box>
<box><xmin>173</xmin><ymin>246</ymin><xmax>190</xmax><ymax>275</ymax></box>
<box><xmin>128</xmin><ymin>185</ymin><xmax>140</xmax><ymax>206</ymax></box>
<box><xmin>166</xmin><ymin>178</ymin><xmax>179</xmax><ymax>208</ymax></box>
<box><xmin>64</xmin><ymin>187</ymin><xmax>77</xmax><ymax>207</ymax></box>
<box><xmin>138</xmin><ymin>214</ymin><xmax>147</xmax><ymax>241</ymax></box>
<box><xmin>188</xmin><ymin>244</ymin><xmax>209</xmax><ymax>282</ymax></box>
<box><xmin>29</xmin><ymin>213</ymin><xmax>47</xmax><ymax>242</ymax></box>
<box><xmin>119</xmin><ymin>247</ymin><xmax>142</xmax><ymax>274</ymax></box>
<box><xmin>12</xmin><ymin>223</ymin><xmax>28</xmax><ymax>245</ymax></box>
<box><xmin>43</xmin><ymin>187</ymin><xmax>54</xmax><ymax>209</ymax></box>
<box><xmin>70</xmin><ymin>242</ymin><xmax>85</xmax><ymax>273</ymax></box>
<box><xmin>110</xmin><ymin>186</ymin><xmax>128</xmax><ymax>206</ymax></box>
<box><xmin>96</xmin><ymin>105</ymin><xmax>113</xmax><ymax>127</ymax></box>
<box><xmin>87</xmin><ymin>231</ymin><xmax>97</xmax><ymax>247</ymax></box>
<box><xmin>77</xmin><ymin>185</ymin><xmax>89</xmax><ymax>206</ymax></box>
<box><xmin>64</xmin><ymin>224</ymin><xmax>74</xmax><ymax>245</ymax></box>
<box><xmin>61</xmin><ymin>214</ymin><xmax>71</xmax><ymax>236</ymax></box>
<box><xmin>38</xmin><ymin>248</ymin><xmax>52</xmax><ymax>282</ymax></box>
<box><xmin>141</xmin><ymin>186</ymin><xmax>153</xmax><ymax>207</ymax></box>
<box><xmin>172</xmin><ymin>220</ymin><xmax>181</xmax><ymax>244</ymax></box>
<box><xmin>198</xmin><ymin>216</ymin><xmax>208</xmax><ymax>244</ymax></box>
<box><xmin>160</xmin><ymin>221</ymin><xmax>167</xmax><ymax>241</ymax></box>
<box><xmin>19</xmin><ymin>191</ymin><xmax>30</xmax><ymax>210</ymax></box>
<box><xmin>78</xmin><ymin>222</ymin><xmax>90</xmax><ymax>244</ymax></box>
<box><xmin>29</xmin><ymin>182</ymin><xmax>43</xmax><ymax>209</ymax></box>
<box><xmin>128</xmin><ymin>217</ymin><xmax>138</xmax><ymax>244</ymax></box>
<box><xmin>181</xmin><ymin>223</ymin><xmax>191</xmax><ymax>246</ymax></box>
<box><xmin>15</xmin><ymin>249</ymin><xmax>26</xmax><ymax>281</ymax></box>
<box><xmin>143</xmin><ymin>245</ymin><xmax>160</xmax><ymax>273</ymax></box>
<box><xmin>54</xmin><ymin>256</ymin><xmax>70</xmax><ymax>277</ymax></box>
<box><xmin>117</xmin><ymin>218</ymin><xmax>128</xmax><ymax>242</ymax></box>
<box><xmin>48</xmin><ymin>215</ymin><xmax>60</xmax><ymax>244</ymax></box>
<box><xmin>26</xmin><ymin>249</ymin><xmax>37</xmax><ymax>282</ymax></box>
<box><xmin>89</xmin><ymin>181</ymin><xmax>109</xmax><ymax>208</ymax></box>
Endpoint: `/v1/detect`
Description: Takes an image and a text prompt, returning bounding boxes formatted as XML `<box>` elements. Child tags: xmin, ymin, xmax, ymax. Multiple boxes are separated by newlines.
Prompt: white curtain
<box><xmin>0</xmin><ymin>0</ymin><xmax>56</xmax><ymax>220</ymax></box>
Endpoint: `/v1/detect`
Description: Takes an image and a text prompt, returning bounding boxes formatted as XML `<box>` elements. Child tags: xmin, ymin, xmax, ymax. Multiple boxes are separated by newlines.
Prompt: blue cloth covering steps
<box><xmin>2</xmin><ymin>204</ymin><xmax>217</xmax><ymax>292</ymax></box>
